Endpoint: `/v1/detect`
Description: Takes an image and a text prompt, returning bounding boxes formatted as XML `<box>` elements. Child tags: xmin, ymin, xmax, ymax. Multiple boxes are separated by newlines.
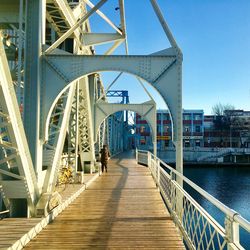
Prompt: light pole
<box><xmin>230</xmin><ymin>125</ymin><xmax>232</xmax><ymax>148</ymax></box>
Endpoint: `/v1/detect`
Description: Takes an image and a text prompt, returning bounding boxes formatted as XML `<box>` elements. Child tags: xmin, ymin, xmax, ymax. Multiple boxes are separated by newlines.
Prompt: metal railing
<box><xmin>136</xmin><ymin>149</ymin><xmax>250</xmax><ymax>250</ymax></box>
<box><xmin>0</xmin><ymin>209</ymin><xmax>9</xmax><ymax>220</ymax></box>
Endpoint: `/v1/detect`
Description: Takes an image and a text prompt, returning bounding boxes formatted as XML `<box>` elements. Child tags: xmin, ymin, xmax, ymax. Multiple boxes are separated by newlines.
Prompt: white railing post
<box><xmin>135</xmin><ymin>148</ymin><xmax>138</xmax><ymax>162</ymax></box>
<box><xmin>170</xmin><ymin>169</ymin><xmax>175</xmax><ymax>208</ymax></box>
<box><xmin>157</xmin><ymin>158</ymin><xmax>160</xmax><ymax>188</ymax></box>
<box><xmin>148</xmin><ymin>151</ymin><xmax>151</xmax><ymax>169</ymax></box>
<box><xmin>225</xmin><ymin>216</ymin><xmax>240</xmax><ymax>250</ymax></box>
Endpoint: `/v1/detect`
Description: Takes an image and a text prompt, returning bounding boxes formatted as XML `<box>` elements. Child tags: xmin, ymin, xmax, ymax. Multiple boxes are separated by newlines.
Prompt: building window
<box><xmin>194</xmin><ymin>114</ymin><xmax>202</xmax><ymax>120</ymax></box>
<box><xmin>183</xmin><ymin>114</ymin><xmax>191</xmax><ymax>120</ymax></box>
<box><xmin>195</xmin><ymin>140</ymin><xmax>201</xmax><ymax>147</ymax></box>
<box><xmin>162</xmin><ymin>113</ymin><xmax>170</xmax><ymax>120</ymax></box>
<box><xmin>195</xmin><ymin>126</ymin><xmax>201</xmax><ymax>132</ymax></box>
<box><xmin>185</xmin><ymin>126</ymin><xmax>190</xmax><ymax>132</ymax></box>
<box><xmin>140</xmin><ymin>139</ymin><xmax>146</xmax><ymax>145</ymax></box>
<box><xmin>163</xmin><ymin>125</ymin><xmax>169</xmax><ymax>133</ymax></box>
<box><xmin>184</xmin><ymin>140</ymin><xmax>190</xmax><ymax>147</ymax></box>
<box><xmin>140</xmin><ymin>126</ymin><xmax>145</xmax><ymax>133</ymax></box>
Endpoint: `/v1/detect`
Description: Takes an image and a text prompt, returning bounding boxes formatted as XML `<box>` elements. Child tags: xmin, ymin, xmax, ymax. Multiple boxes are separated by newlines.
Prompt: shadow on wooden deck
<box><xmin>24</xmin><ymin>150</ymin><xmax>185</xmax><ymax>249</ymax></box>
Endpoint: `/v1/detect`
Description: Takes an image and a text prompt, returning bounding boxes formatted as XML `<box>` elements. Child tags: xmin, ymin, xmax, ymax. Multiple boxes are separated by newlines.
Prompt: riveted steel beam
<box><xmin>95</xmin><ymin>101</ymin><xmax>157</xmax><ymax>155</ymax></box>
<box><xmin>0</xmin><ymin>34</ymin><xmax>39</xmax><ymax>216</ymax></box>
<box><xmin>82</xmin><ymin>33</ymin><xmax>125</xmax><ymax>46</ymax></box>
<box><xmin>45</xmin><ymin>0</ymin><xmax>108</xmax><ymax>54</ymax></box>
<box><xmin>41</xmin><ymin>52</ymin><xmax>179</xmax><ymax>141</ymax></box>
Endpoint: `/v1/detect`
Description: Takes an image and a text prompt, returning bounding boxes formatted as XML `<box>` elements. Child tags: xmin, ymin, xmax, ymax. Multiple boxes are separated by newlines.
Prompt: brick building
<box><xmin>136</xmin><ymin>109</ymin><xmax>204</xmax><ymax>150</ymax></box>
<box><xmin>136</xmin><ymin>109</ymin><xmax>250</xmax><ymax>150</ymax></box>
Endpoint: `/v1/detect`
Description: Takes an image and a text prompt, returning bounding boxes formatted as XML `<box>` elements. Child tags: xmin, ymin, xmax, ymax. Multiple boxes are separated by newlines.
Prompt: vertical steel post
<box><xmin>23</xmin><ymin>0</ymin><xmax>43</xmax><ymax>175</ymax></box>
<box><xmin>74</xmin><ymin>81</ymin><xmax>79</xmax><ymax>178</ymax></box>
<box><xmin>17</xmin><ymin>0</ymin><xmax>24</xmax><ymax>105</ymax></box>
<box><xmin>225</xmin><ymin>216</ymin><xmax>240</xmax><ymax>250</ymax></box>
<box><xmin>175</xmin><ymin>56</ymin><xmax>183</xmax><ymax>218</ymax></box>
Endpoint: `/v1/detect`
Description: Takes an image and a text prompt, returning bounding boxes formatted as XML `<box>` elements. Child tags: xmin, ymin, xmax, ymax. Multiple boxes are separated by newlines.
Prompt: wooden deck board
<box><xmin>0</xmin><ymin>175</ymin><xmax>98</xmax><ymax>250</ymax></box>
<box><xmin>24</xmin><ymin>152</ymin><xmax>185</xmax><ymax>250</ymax></box>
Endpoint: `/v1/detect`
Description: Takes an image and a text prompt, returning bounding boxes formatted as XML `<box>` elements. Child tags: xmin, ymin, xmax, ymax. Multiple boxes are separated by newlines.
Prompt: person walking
<box><xmin>100</xmin><ymin>145</ymin><xmax>110</xmax><ymax>173</ymax></box>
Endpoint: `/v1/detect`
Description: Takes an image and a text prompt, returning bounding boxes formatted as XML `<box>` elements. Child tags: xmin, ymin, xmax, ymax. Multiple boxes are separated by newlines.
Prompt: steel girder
<box><xmin>36</xmin><ymin>83</ymin><xmax>76</xmax><ymax>216</ymax></box>
<box><xmin>77</xmin><ymin>77</ymin><xmax>95</xmax><ymax>171</ymax></box>
<box><xmin>67</xmin><ymin>83</ymin><xmax>79</xmax><ymax>178</ymax></box>
<box><xmin>42</xmin><ymin>49</ymin><xmax>182</xmax><ymax>172</ymax></box>
<box><xmin>94</xmin><ymin>101</ymin><xmax>156</xmax><ymax>154</ymax></box>
<box><xmin>42</xmin><ymin>51</ymin><xmax>181</xmax><ymax>140</ymax></box>
<box><xmin>42</xmin><ymin>84</ymin><xmax>76</xmax><ymax>194</ymax></box>
<box><xmin>107</xmin><ymin>115</ymin><xmax>124</xmax><ymax>155</ymax></box>
<box><xmin>0</xmin><ymin>35</ymin><xmax>39</xmax><ymax>216</ymax></box>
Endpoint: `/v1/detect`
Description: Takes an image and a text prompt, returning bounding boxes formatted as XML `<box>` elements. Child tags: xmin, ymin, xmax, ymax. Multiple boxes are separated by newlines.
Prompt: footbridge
<box><xmin>0</xmin><ymin>0</ymin><xmax>249</xmax><ymax>249</ymax></box>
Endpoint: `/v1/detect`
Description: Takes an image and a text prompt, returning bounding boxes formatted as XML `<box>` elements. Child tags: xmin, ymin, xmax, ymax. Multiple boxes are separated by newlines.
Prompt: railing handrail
<box><xmin>0</xmin><ymin>210</ymin><xmax>9</xmax><ymax>216</ymax></box>
<box><xmin>137</xmin><ymin>149</ymin><xmax>250</xmax><ymax>233</ymax></box>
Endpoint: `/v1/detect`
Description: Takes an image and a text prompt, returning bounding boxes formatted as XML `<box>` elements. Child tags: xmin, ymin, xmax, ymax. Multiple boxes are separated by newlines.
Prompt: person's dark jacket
<box><xmin>100</xmin><ymin>148</ymin><xmax>110</xmax><ymax>164</ymax></box>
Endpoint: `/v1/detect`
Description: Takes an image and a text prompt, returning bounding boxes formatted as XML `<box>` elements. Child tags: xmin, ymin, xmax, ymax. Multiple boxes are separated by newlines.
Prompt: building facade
<box><xmin>136</xmin><ymin>109</ymin><xmax>204</xmax><ymax>150</ymax></box>
<box><xmin>136</xmin><ymin>109</ymin><xmax>250</xmax><ymax>150</ymax></box>
<box><xmin>203</xmin><ymin>110</ymin><xmax>250</xmax><ymax>148</ymax></box>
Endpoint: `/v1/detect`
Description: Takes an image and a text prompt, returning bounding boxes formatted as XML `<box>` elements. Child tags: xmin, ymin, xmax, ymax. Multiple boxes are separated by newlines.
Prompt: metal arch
<box><xmin>41</xmin><ymin>49</ymin><xmax>182</xmax><ymax>171</ymax></box>
<box><xmin>42</xmin><ymin>52</ymin><xmax>178</xmax><ymax>136</ymax></box>
<box><xmin>94</xmin><ymin>101</ymin><xmax>157</xmax><ymax>155</ymax></box>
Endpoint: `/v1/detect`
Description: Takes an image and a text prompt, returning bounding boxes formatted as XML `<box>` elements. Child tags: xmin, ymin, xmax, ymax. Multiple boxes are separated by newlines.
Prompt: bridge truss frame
<box><xmin>0</xmin><ymin>0</ymin><xmax>183</xmax><ymax>217</ymax></box>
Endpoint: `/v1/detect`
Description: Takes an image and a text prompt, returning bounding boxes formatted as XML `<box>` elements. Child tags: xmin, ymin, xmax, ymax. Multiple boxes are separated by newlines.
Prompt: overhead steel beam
<box><xmin>42</xmin><ymin>53</ymin><xmax>177</xmax><ymax>137</ymax></box>
<box><xmin>94</xmin><ymin>101</ymin><xmax>157</xmax><ymax>155</ymax></box>
<box><xmin>46</xmin><ymin>0</ymin><xmax>82</xmax><ymax>48</ymax></box>
<box><xmin>118</xmin><ymin>0</ymin><xmax>128</xmax><ymax>54</ymax></box>
<box><xmin>149</xmin><ymin>0</ymin><xmax>180</xmax><ymax>52</ymax></box>
<box><xmin>82</xmin><ymin>33</ymin><xmax>125</xmax><ymax>46</ymax></box>
<box><xmin>104</xmin><ymin>39</ymin><xmax>124</xmax><ymax>55</ymax></box>
<box><xmin>45</xmin><ymin>0</ymin><xmax>108</xmax><ymax>54</ymax></box>
<box><xmin>83</xmin><ymin>0</ymin><xmax>123</xmax><ymax>35</ymax></box>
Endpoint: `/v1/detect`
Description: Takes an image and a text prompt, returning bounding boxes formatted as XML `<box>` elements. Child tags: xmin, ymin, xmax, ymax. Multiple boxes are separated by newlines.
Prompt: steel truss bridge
<box><xmin>0</xmin><ymin>0</ymin><xmax>249</xmax><ymax>249</ymax></box>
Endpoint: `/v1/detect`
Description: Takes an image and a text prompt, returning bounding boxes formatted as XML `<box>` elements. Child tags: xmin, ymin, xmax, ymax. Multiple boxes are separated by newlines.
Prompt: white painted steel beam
<box><xmin>118</xmin><ymin>0</ymin><xmax>128</xmax><ymax>54</ymax></box>
<box><xmin>104</xmin><ymin>40</ymin><xmax>124</xmax><ymax>55</ymax></box>
<box><xmin>0</xmin><ymin>35</ymin><xmax>39</xmax><ymax>215</ymax></box>
<box><xmin>82</xmin><ymin>33</ymin><xmax>125</xmax><ymax>46</ymax></box>
<box><xmin>42</xmin><ymin>52</ymin><xmax>178</xmax><ymax>139</ymax></box>
<box><xmin>23</xmin><ymin>0</ymin><xmax>46</xmax><ymax>181</ymax></box>
<box><xmin>43</xmin><ymin>84</ymin><xmax>76</xmax><ymax>194</ymax></box>
<box><xmin>150</xmin><ymin>0</ymin><xmax>183</xmax><ymax>188</ymax></box>
<box><xmin>46</xmin><ymin>0</ymin><xmax>82</xmax><ymax>47</ymax></box>
<box><xmin>45</xmin><ymin>0</ymin><xmax>108</xmax><ymax>54</ymax></box>
<box><xmin>82</xmin><ymin>0</ymin><xmax>123</xmax><ymax>35</ymax></box>
<box><xmin>94</xmin><ymin>101</ymin><xmax>156</xmax><ymax>154</ymax></box>
<box><xmin>68</xmin><ymin>83</ymin><xmax>79</xmax><ymax>179</ymax></box>
<box><xmin>77</xmin><ymin>78</ymin><xmax>95</xmax><ymax>171</ymax></box>
<box><xmin>149</xmin><ymin>0</ymin><xmax>180</xmax><ymax>52</ymax></box>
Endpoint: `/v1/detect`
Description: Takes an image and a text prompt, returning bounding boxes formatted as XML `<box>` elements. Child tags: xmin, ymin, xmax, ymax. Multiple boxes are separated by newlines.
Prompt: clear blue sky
<box><xmin>90</xmin><ymin>0</ymin><xmax>250</xmax><ymax>114</ymax></box>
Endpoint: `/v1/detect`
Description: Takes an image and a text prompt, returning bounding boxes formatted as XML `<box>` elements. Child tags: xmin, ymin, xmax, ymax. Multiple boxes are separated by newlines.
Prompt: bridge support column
<box><xmin>24</xmin><ymin>0</ymin><xmax>44</xmax><ymax>181</ymax></box>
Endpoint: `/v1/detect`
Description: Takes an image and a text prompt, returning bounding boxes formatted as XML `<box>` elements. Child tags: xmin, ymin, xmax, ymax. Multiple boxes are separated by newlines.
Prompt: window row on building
<box><xmin>136</xmin><ymin>109</ymin><xmax>250</xmax><ymax>150</ymax></box>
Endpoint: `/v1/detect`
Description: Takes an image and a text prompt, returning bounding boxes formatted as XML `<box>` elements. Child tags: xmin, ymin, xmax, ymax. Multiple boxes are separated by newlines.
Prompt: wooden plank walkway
<box><xmin>24</xmin><ymin>152</ymin><xmax>185</xmax><ymax>249</ymax></box>
<box><xmin>0</xmin><ymin>174</ymin><xmax>99</xmax><ymax>250</ymax></box>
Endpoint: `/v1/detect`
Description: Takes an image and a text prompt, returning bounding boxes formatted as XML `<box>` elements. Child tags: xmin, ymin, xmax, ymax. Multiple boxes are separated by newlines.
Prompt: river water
<box><xmin>184</xmin><ymin>165</ymin><xmax>250</xmax><ymax>249</ymax></box>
